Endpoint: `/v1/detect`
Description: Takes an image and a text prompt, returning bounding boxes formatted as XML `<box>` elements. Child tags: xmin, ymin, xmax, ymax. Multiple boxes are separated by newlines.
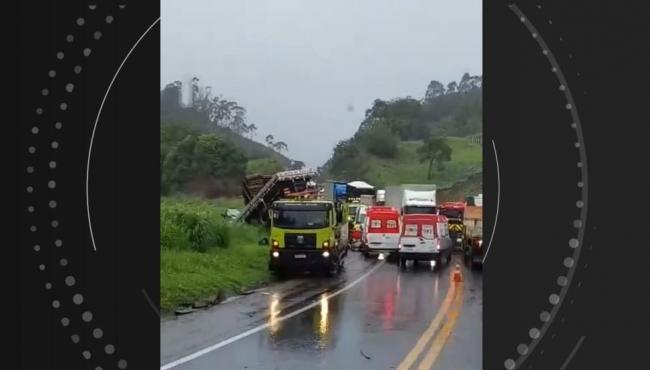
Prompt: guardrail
<box><xmin>467</xmin><ymin>134</ymin><xmax>483</xmax><ymax>145</ymax></box>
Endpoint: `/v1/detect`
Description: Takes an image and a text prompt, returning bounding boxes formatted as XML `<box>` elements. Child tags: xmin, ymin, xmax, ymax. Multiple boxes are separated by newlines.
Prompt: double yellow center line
<box><xmin>396</xmin><ymin>275</ymin><xmax>465</xmax><ymax>370</ymax></box>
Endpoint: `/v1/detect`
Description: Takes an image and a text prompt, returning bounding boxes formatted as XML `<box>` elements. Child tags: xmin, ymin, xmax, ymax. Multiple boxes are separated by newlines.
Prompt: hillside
<box><xmin>362</xmin><ymin>137</ymin><xmax>482</xmax><ymax>188</ymax></box>
<box><xmin>161</xmin><ymin>107</ymin><xmax>291</xmax><ymax>169</ymax></box>
<box><xmin>160</xmin><ymin>79</ymin><xmax>301</xmax><ymax>197</ymax></box>
<box><xmin>322</xmin><ymin>73</ymin><xmax>483</xmax><ymax>194</ymax></box>
<box><xmin>324</xmin><ymin>136</ymin><xmax>482</xmax><ymax>189</ymax></box>
<box><xmin>437</xmin><ymin>171</ymin><xmax>483</xmax><ymax>203</ymax></box>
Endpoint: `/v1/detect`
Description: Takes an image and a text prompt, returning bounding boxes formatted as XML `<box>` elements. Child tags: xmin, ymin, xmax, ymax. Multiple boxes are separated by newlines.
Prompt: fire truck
<box><xmin>438</xmin><ymin>201</ymin><xmax>466</xmax><ymax>249</ymax></box>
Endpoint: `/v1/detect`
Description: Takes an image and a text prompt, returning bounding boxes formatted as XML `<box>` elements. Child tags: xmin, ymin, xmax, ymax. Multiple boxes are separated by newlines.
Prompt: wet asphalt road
<box><xmin>161</xmin><ymin>252</ymin><xmax>482</xmax><ymax>370</ymax></box>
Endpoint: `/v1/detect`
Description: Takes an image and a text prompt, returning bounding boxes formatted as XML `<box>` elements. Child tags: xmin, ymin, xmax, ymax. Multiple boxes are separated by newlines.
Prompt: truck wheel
<box><xmin>274</xmin><ymin>268</ymin><xmax>289</xmax><ymax>280</ymax></box>
<box><xmin>325</xmin><ymin>261</ymin><xmax>339</xmax><ymax>277</ymax></box>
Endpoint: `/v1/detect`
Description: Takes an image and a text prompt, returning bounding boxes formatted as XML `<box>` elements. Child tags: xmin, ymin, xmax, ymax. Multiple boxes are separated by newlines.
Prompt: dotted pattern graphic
<box><xmin>503</xmin><ymin>4</ymin><xmax>589</xmax><ymax>369</ymax></box>
<box><xmin>26</xmin><ymin>4</ymin><xmax>129</xmax><ymax>369</ymax></box>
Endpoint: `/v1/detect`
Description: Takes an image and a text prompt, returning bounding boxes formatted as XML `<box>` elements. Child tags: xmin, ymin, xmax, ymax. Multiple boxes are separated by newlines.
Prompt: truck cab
<box><xmin>438</xmin><ymin>201</ymin><xmax>466</xmax><ymax>248</ymax></box>
<box><xmin>402</xmin><ymin>189</ymin><xmax>437</xmax><ymax>215</ymax></box>
<box><xmin>268</xmin><ymin>200</ymin><xmax>346</xmax><ymax>276</ymax></box>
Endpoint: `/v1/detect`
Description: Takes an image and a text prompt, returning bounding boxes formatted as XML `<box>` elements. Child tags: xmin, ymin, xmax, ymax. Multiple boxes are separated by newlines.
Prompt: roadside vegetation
<box><xmin>160</xmin><ymin>197</ymin><xmax>269</xmax><ymax>312</ymax></box>
<box><xmin>161</xmin><ymin>77</ymin><xmax>304</xmax><ymax>197</ymax></box>
<box><xmin>362</xmin><ymin>137</ymin><xmax>481</xmax><ymax>189</ymax></box>
<box><xmin>322</xmin><ymin>73</ymin><xmax>482</xmax><ymax>187</ymax></box>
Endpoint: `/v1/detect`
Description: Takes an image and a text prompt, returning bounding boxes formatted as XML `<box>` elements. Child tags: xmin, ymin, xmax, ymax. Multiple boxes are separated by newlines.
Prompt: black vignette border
<box><xmin>485</xmin><ymin>1</ymin><xmax>650</xmax><ymax>370</ymax></box>
<box><xmin>6</xmin><ymin>1</ymin><xmax>160</xmax><ymax>369</ymax></box>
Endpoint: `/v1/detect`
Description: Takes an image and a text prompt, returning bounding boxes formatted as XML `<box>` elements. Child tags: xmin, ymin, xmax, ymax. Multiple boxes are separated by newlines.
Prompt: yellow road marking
<box><xmin>417</xmin><ymin>281</ymin><xmax>464</xmax><ymax>370</ymax></box>
<box><xmin>396</xmin><ymin>281</ymin><xmax>457</xmax><ymax>370</ymax></box>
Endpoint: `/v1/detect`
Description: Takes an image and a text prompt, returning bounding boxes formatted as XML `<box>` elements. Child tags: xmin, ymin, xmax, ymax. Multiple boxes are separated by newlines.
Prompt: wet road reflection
<box><xmin>319</xmin><ymin>294</ymin><xmax>328</xmax><ymax>339</ymax></box>
<box><xmin>268</xmin><ymin>293</ymin><xmax>281</xmax><ymax>336</ymax></box>
<box><xmin>261</xmin><ymin>288</ymin><xmax>344</xmax><ymax>353</ymax></box>
<box><xmin>162</xmin><ymin>254</ymin><xmax>481</xmax><ymax>370</ymax></box>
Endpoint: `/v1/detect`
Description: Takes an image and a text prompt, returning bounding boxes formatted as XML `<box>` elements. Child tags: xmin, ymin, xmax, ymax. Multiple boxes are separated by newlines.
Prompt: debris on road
<box><xmin>360</xmin><ymin>350</ymin><xmax>372</xmax><ymax>360</ymax></box>
<box><xmin>174</xmin><ymin>306</ymin><xmax>196</xmax><ymax>315</ymax></box>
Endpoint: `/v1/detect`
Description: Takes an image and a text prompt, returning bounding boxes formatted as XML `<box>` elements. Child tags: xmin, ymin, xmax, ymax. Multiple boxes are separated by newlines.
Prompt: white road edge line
<box><xmin>160</xmin><ymin>260</ymin><xmax>386</xmax><ymax>370</ymax></box>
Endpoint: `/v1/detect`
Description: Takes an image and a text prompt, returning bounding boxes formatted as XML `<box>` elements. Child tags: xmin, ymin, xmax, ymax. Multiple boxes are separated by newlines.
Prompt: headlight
<box><xmin>322</xmin><ymin>240</ymin><xmax>330</xmax><ymax>248</ymax></box>
<box><xmin>322</xmin><ymin>251</ymin><xmax>330</xmax><ymax>258</ymax></box>
<box><xmin>272</xmin><ymin>251</ymin><xmax>280</xmax><ymax>258</ymax></box>
<box><xmin>272</xmin><ymin>239</ymin><xmax>279</xmax><ymax>247</ymax></box>
<box><xmin>456</xmin><ymin>238</ymin><xmax>463</xmax><ymax>243</ymax></box>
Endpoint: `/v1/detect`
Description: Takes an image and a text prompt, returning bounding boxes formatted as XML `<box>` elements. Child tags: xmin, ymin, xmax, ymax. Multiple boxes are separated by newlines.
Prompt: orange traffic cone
<box><xmin>452</xmin><ymin>264</ymin><xmax>463</xmax><ymax>283</ymax></box>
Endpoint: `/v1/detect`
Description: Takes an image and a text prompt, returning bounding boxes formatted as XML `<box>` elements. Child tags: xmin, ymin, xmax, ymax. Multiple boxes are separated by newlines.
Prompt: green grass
<box><xmin>363</xmin><ymin>137</ymin><xmax>482</xmax><ymax>188</ymax></box>
<box><xmin>160</xmin><ymin>197</ymin><xmax>270</xmax><ymax>312</ymax></box>
<box><xmin>160</xmin><ymin>243</ymin><xmax>270</xmax><ymax>312</ymax></box>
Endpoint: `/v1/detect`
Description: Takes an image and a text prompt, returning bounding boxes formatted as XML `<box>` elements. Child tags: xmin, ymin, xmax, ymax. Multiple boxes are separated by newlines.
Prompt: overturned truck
<box><xmin>239</xmin><ymin>168</ymin><xmax>319</xmax><ymax>224</ymax></box>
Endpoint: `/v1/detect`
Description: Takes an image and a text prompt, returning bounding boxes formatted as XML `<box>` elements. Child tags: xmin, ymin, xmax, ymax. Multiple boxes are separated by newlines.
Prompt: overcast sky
<box><xmin>162</xmin><ymin>0</ymin><xmax>481</xmax><ymax>167</ymax></box>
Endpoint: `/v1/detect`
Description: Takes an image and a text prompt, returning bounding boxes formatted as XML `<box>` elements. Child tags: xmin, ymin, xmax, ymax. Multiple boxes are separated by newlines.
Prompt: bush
<box><xmin>160</xmin><ymin>217</ymin><xmax>191</xmax><ymax>251</ymax></box>
<box><xmin>161</xmin><ymin>128</ymin><xmax>248</xmax><ymax>196</ymax></box>
<box><xmin>161</xmin><ymin>199</ymin><xmax>229</xmax><ymax>252</ymax></box>
<box><xmin>364</xmin><ymin>124</ymin><xmax>398</xmax><ymax>158</ymax></box>
<box><xmin>160</xmin><ymin>197</ymin><xmax>261</xmax><ymax>252</ymax></box>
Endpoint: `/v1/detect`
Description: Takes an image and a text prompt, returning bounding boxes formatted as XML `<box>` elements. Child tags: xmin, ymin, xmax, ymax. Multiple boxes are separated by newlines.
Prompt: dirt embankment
<box><xmin>437</xmin><ymin>172</ymin><xmax>482</xmax><ymax>203</ymax></box>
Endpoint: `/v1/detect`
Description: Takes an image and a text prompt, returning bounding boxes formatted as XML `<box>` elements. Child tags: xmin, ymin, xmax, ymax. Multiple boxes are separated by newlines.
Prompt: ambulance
<box><xmin>398</xmin><ymin>214</ymin><xmax>453</xmax><ymax>269</ymax></box>
<box><xmin>361</xmin><ymin>206</ymin><xmax>401</xmax><ymax>257</ymax></box>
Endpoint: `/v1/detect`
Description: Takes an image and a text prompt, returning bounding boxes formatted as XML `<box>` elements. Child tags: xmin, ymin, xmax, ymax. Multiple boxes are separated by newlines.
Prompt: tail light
<box><xmin>436</xmin><ymin>239</ymin><xmax>441</xmax><ymax>251</ymax></box>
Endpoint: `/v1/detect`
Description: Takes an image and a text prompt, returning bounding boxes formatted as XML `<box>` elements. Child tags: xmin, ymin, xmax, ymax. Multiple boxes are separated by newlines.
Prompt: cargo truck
<box><xmin>375</xmin><ymin>189</ymin><xmax>386</xmax><ymax>205</ymax></box>
<box><xmin>384</xmin><ymin>184</ymin><xmax>437</xmax><ymax>215</ymax></box>
<box><xmin>267</xmin><ymin>200</ymin><xmax>347</xmax><ymax>277</ymax></box>
<box><xmin>438</xmin><ymin>201</ymin><xmax>467</xmax><ymax>249</ymax></box>
<box><xmin>463</xmin><ymin>205</ymin><xmax>483</xmax><ymax>269</ymax></box>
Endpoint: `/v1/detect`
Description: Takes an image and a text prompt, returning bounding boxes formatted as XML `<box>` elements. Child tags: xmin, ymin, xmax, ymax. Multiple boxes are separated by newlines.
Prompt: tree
<box><xmin>190</xmin><ymin>77</ymin><xmax>200</xmax><ymax>105</ymax></box>
<box><xmin>160</xmin><ymin>80</ymin><xmax>183</xmax><ymax>113</ymax></box>
<box><xmin>230</xmin><ymin>106</ymin><xmax>246</xmax><ymax>135</ymax></box>
<box><xmin>161</xmin><ymin>132</ymin><xmax>247</xmax><ymax>195</ymax></box>
<box><xmin>265</xmin><ymin>134</ymin><xmax>274</xmax><ymax>148</ymax></box>
<box><xmin>424</xmin><ymin>80</ymin><xmax>445</xmax><ymax>102</ymax></box>
<box><xmin>458</xmin><ymin>72</ymin><xmax>471</xmax><ymax>92</ymax></box>
<box><xmin>416</xmin><ymin>137</ymin><xmax>452</xmax><ymax>179</ymax></box>
<box><xmin>446</xmin><ymin>81</ymin><xmax>458</xmax><ymax>94</ymax></box>
<box><xmin>329</xmin><ymin>138</ymin><xmax>369</xmax><ymax>179</ymax></box>
<box><xmin>363</xmin><ymin>122</ymin><xmax>398</xmax><ymax>158</ymax></box>
<box><xmin>273</xmin><ymin>141</ymin><xmax>288</xmax><ymax>153</ymax></box>
<box><xmin>247</xmin><ymin>123</ymin><xmax>257</xmax><ymax>140</ymax></box>
<box><xmin>468</xmin><ymin>75</ymin><xmax>482</xmax><ymax>89</ymax></box>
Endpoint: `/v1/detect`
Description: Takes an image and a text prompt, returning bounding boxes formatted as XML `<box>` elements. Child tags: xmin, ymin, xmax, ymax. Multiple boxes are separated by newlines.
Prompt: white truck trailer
<box><xmin>384</xmin><ymin>184</ymin><xmax>437</xmax><ymax>215</ymax></box>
